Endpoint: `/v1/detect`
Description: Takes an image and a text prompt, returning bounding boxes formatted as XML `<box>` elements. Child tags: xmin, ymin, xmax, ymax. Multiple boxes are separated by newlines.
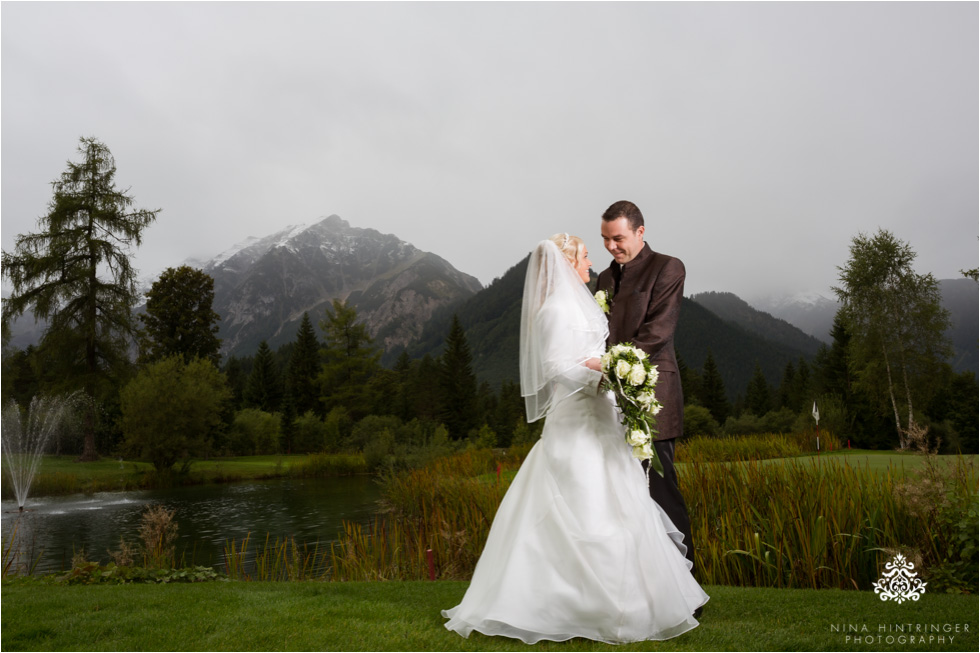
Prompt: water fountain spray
<box><xmin>2</xmin><ymin>394</ymin><xmax>79</xmax><ymax>511</ymax></box>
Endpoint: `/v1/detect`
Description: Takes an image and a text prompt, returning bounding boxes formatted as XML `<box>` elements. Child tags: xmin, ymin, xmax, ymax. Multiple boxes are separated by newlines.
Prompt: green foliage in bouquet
<box><xmin>600</xmin><ymin>343</ymin><xmax>665</xmax><ymax>476</ymax></box>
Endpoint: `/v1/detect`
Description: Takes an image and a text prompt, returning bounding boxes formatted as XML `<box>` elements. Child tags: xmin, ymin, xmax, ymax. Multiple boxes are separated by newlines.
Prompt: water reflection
<box><xmin>1</xmin><ymin>476</ymin><xmax>383</xmax><ymax>576</ymax></box>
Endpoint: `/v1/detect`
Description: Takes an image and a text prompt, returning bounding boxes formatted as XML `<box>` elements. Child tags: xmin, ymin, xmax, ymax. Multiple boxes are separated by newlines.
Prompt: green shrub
<box><xmin>468</xmin><ymin>424</ymin><xmax>497</xmax><ymax>450</ymax></box>
<box><xmin>346</xmin><ymin>415</ymin><xmax>402</xmax><ymax>452</ymax></box>
<box><xmin>759</xmin><ymin>408</ymin><xmax>797</xmax><ymax>433</ymax></box>
<box><xmin>363</xmin><ymin>428</ymin><xmax>396</xmax><ymax>470</ymax></box>
<box><xmin>228</xmin><ymin>409</ymin><xmax>281</xmax><ymax>455</ymax></box>
<box><xmin>53</xmin><ymin>560</ymin><xmax>224</xmax><ymax>585</ymax></box>
<box><xmin>722</xmin><ymin>413</ymin><xmax>763</xmax><ymax>436</ymax></box>
<box><xmin>321</xmin><ymin>407</ymin><xmax>352</xmax><ymax>453</ymax></box>
<box><xmin>292</xmin><ymin>411</ymin><xmax>327</xmax><ymax>453</ymax></box>
<box><xmin>684</xmin><ymin>404</ymin><xmax>720</xmax><ymax>437</ymax></box>
<box><xmin>291</xmin><ymin>452</ymin><xmax>368</xmax><ymax>477</ymax></box>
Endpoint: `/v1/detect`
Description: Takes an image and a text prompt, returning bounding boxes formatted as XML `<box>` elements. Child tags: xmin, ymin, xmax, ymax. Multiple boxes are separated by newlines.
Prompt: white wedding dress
<box><xmin>442</xmin><ymin>239</ymin><xmax>708</xmax><ymax>644</ymax></box>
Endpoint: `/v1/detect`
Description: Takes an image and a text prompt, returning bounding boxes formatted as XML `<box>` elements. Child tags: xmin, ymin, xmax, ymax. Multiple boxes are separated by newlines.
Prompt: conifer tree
<box><xmin>699</xmin><ymin>350</ymin><xmax>730</xmax><ymax>424</ymax></box>
<box><xmin>223</xmin><ymin>355</ymin><xmax>247</xmax><ymax>408</ymax></box>
<box><xmin>243</xmin><ymin>341</ymin><xmax>282</xmax><ymax>412</ymax></box>
<box><xmin>1</xmin><ymin>137</ymin><xmax>159</xmax><ymax>460</ymax></box>
<box><xmin>285</xmin><ymin>312</ymin><xmax>321</xmax><ymax>416</ymax></box>
<box><xmin>391</xmin><ymin>350</ymin><xmax>414</xmax><ymax>422</ymax></box>
<box><xmin>815</xmin><ymin>314</ymin><xmax>853</xmax><ymax>398</ymax></box>
<box><xmin>279</xmin><ymin>386</ymin><xmax>297</xmax><ymax>453</ymax></box>
<box><xmin>792</xmin><ymin>357</ymin><xmax>812</xmax><ymax>412</ymax></box>
<box><xmin>777</xmin><ymin>361</ymin><xmax>797</xmax><ymax>411</ymax></box>
<box><xmin>744</xmin><ymin>362</ymin><xmax>772</xmax><ymax>417</ymax></box>
<box><xmin>439</xmin><ymin>314</ymin><xmax>478</xmax><ymax>439</ymax></box>
<box><xmin>677</xmin><ymin>353</ymin><xmax>702</xmax><ymax>409</ymax></box>
<box><xmin>318</xmin><ymin>300</ymin><xmax>380</xmax><ymax>420</ymax></box>
<box><xmin>411</xmin><ymin>354</ymin><xmax>443</xmax><ymax>422</ymax></box>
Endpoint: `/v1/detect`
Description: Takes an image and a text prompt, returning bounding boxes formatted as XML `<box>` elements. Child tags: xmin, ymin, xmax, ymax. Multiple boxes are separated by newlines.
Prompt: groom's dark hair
<box><xmin>602</xmin><ymin>200</ymin><xmax>644</xmax><ymax>232</ymax></box>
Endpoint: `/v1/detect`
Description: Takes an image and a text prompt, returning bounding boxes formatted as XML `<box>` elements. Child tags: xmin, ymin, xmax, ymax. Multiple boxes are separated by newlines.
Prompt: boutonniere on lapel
<box><xmin>594</xmin><ymin>289</ymin><xmax>612</xmax><ymax>314</ymax></box>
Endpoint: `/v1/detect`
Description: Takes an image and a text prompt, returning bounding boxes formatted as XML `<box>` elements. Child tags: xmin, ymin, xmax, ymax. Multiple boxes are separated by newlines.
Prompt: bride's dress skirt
<box><xmin>442</xmin><ymin>391</ymin><xmax>709</xmax><ymax>644</ymax></box>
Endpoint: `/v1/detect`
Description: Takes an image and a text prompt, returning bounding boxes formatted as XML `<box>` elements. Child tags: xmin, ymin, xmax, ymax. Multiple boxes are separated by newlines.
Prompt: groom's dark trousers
<box><xmin>597</xmin><ymin>242</ymin><xmax>695</xmax><ymax>568</ymax></box>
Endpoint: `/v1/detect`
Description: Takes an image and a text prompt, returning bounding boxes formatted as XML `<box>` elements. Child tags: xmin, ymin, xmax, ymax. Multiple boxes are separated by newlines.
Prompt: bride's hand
<box><xmin>584</xmin><ymin>357</ymin><xmax>602</xmax><ymax>372</ymax></box>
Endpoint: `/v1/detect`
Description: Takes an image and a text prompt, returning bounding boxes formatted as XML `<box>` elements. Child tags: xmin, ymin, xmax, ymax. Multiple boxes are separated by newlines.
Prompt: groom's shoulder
<box><xmin>644</xmin><ymin>247</ymin><xmax>685</xmax><ymax>276</ymax></box>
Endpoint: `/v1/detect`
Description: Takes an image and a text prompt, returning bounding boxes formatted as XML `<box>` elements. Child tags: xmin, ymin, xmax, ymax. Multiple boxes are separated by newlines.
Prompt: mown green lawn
<box><xmin>680</xmin><ymin>450</ymin><xmax>975</xmax><ymax>475</ymax></box>
<box><xmin>773</xmin><ymin>450</ymin><xmax>975</xmax><ymax>474</ymax></box>
<box><xmin>1</xmin><ymin>580</ymin><xmax>975</xmax><ymax>651</ymax></box>
<box><xmin>1</xmin><ymin>454</ymin><xmax>364</xmax><ymax>500</ymax></box>
<box><xmin>25</xmin><ymin>453</ymin><xmax>315</xmax><ymax>479</ymax></box>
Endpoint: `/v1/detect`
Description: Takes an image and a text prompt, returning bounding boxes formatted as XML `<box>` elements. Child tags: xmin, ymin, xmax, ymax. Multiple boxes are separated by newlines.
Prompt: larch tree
<box><xmin>1</xmin><ymin>137</ymin><xmax>158</xmax><ymax>460</ymax></box>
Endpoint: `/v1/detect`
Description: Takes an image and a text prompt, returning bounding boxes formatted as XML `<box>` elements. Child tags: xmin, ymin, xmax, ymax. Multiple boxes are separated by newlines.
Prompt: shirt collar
<box><xmin>619</xmin><ymin>242</ymin><xmax>652</xmax><ymax>271</ymax></box>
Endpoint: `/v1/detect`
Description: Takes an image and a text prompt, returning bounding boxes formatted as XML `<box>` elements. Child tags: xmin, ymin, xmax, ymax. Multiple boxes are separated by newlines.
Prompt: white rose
<box><xmin>600</xmin><ymin>352</ymin><xmax>612</xmax><ymax>372</ymax></box>
<box><xmin>635</xmin><ymin>349</ymin><xmax>648</xmax><ymax>361</ymax></box>
<box><xmin>627</xmin><ymin>429</ymin><xmax>648</xmax><ymax>446</ymax></box>
<box><xmin>615</xmin><ymin>359</ymin><xmax>631</xmax><ymax>379</ymax></box>
<box><xmin>636</xmin><ymin>391</ymin><xmax>654</xmax><ymax>407</ymax></box>
<box><xmin>594</xmin><ymin>291</ymin><xmax>610</xmax><ymax>313</ymax></box>
<box><xmin>632</xmin><ymin>442</ymin><xmax>654</xmax><ymax>460</ymax></box>
<box><xmin>647</xmin><ymin>365</ymin><xmax>659</xmax><ymax>385</ymax></box>
<box><xmin>649</xmin><ymin>403</ymin><xmax>662</xmax><ymax>416</ymax></box>
<box><xmin>628</xmin><ymin>363</ymin><xmax>646</xmax><ymax>386</ymax></box>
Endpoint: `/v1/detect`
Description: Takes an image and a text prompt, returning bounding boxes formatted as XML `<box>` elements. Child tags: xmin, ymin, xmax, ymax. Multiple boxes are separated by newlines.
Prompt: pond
<box><xmin>1</xmin><ymin>475</ymin><xmax>384</xmax><ymax>576</ymax></box>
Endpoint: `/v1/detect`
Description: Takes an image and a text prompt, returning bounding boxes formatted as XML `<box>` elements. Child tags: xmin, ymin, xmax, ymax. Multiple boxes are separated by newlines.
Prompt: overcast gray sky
<box><xmin>2</xmin><ymin>1</ymin><xmax>977</xmax><ymax>303</ymax></box>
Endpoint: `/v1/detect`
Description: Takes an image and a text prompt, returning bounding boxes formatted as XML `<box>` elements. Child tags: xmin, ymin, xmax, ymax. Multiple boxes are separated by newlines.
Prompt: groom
<box><xmin>596</xmin><ymin>200</ymin><xmax>695</xmax><ymax>569</ymax></box>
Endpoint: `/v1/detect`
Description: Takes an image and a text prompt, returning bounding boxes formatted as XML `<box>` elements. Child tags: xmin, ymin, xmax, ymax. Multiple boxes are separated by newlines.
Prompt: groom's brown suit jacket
<box><xmin>597</xmin><ymin>242</ymin><xmax>685</xmax><ymax>441</ymax></box>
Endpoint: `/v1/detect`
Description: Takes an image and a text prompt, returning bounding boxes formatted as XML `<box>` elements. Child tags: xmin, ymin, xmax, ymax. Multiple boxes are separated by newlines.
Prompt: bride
<box><xmin>442</xmin><ymin>234</ymin><xmax>708</xmax><ymax>644</ymax></box>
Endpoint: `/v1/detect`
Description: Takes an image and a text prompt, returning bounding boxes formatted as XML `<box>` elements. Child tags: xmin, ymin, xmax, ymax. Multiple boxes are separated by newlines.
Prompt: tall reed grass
<box><xmin>328</xmin><ymin>446</ymin><xmax>977</xmax><ymax>591</ymax></box>
<box><xmin>329</xmin><ymin>449</ymin><xmax>518</xmax><ymax>581</ymax></box>
<box><xmin>223</xmin><ymin>533</ymin><xmax>333</xmax><ymax>581</ymax></box>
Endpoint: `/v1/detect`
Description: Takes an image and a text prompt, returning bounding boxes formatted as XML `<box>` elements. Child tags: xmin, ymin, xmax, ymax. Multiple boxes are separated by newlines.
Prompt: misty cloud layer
<box><xmin>2</xmin><ymin>2</ymin><xmax>976</xmax><ymax>301</ymax></box>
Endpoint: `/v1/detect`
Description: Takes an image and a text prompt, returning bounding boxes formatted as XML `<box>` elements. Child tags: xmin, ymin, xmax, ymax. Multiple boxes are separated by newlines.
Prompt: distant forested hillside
<box><xmin>406</xmin><ymin>255</ymin><xmax>816</xmax><ymax>399</ymax></box>
<box><xmin>689</xmin><ymin>291</ymin><xmax>823</xmax><ymax>357</ymax></box>
<box><xmin>400</xmin><ymin>255</ymin><xmax>528</xmax><ymax>387</ymax></box>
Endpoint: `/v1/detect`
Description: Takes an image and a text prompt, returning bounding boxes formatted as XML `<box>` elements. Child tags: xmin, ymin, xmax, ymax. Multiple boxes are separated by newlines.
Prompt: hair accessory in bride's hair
<box><xmin>560</xmin><ymin>233</ymin><xmax>570</xmax><ymax>249</ymax></box>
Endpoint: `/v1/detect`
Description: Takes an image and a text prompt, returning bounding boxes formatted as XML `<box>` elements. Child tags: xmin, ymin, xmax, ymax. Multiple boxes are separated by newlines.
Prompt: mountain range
<box><xmin>748</xmin><ymin>280</ymin><xmax>977</xmax><ymax>375</ymax></box>
<box><xmin>407</xmin><ymin>256</ymin><xmax>825</xmax><ymax>399</ymax></box>
<box><xmin>200</xmin><ymin>215</ymin><xmax>482</xmax><ymax>356</ymax></box>
<box><xmin>5</xmin><ymin>215</ymin><xmax>976</xmax><ymax>387</ymax></box>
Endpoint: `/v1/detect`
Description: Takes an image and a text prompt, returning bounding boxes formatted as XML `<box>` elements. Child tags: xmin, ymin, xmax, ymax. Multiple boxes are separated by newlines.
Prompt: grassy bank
<box><xmin>1</xmin><ymin>580</ymin><xmax>976</xmax><ymax>651</ymax></box>
<box><xmin>1</xmin><ymin>453</ymin><xmax>368</xmax><ymax>500</ymax></box>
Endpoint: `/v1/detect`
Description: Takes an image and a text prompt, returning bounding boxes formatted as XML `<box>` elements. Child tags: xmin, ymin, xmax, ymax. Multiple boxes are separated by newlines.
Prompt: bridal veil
<box><xmin>519</xmin><ymin>239</ymin><xmax>608</xmax><ymax>422</ymax></box>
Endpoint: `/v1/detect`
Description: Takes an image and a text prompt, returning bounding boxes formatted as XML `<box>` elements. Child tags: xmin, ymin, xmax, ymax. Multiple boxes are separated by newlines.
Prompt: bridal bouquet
<box><xmin>600</xmin><ymin>343</ymin><xmax>665</xmax><ymax>477</ymax></box>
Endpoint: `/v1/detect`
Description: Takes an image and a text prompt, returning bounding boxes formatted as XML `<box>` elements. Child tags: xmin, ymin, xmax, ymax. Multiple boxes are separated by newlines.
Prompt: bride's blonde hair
<box><xmin>548</xmin><ymin>233</ymin><xmax>585</xmax><ymax>264</ymax></box>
